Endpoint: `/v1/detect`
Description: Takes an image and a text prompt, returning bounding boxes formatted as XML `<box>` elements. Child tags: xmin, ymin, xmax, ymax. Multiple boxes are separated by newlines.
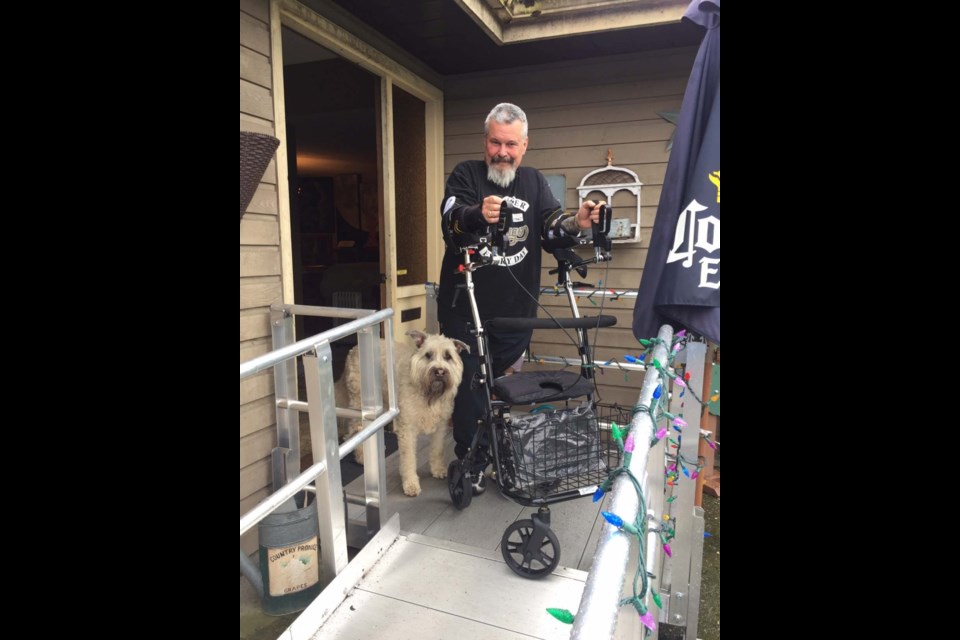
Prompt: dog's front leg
<box><xmin>349</xmin><ymin>419</ymin><xmax>365</xmax><ymax>466</ymax></box>
<box><xmin>429</xmin><ymin>426</ymin><xmax>447</xmax><ymax>480</ymax></box>
<box><xmin>397</xmin><ymin>426</ymin><xmax>421</xmax><ymax>496</ymax></box>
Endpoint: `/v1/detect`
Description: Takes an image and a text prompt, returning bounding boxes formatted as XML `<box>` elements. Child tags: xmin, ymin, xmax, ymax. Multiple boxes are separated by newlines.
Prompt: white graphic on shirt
<box><xmin>492</xmin><ymin>247</ymin><xmax>529</xmax><ymax>266</ymax></box>
<box><xmin>443</xmin><ymin>196</ymin><xmax>456</xmax><ymax>216</ymax></box>
<box><xmin>502</xmin><ymin>196</ymin><xmax>529</xmax><ymax>212</ymax></box>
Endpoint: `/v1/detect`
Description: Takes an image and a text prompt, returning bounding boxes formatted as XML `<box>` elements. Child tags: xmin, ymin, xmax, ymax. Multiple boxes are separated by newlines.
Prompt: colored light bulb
<box><xmin>639</xmin><ymin>611</ymin><xmax>656</xmax><ymax>631</ymax></box>
<box><xmin>601</xmin><ymin>511</ymin><xmax>624</xmax><ymax>528</ymax></box>
<box><xmin>546</xmin><ymin>608</ymin><xmax>575</xmax><ymax>624</ymax></box>
<box><xmin>611</xmin><ymin>423</ymin><xmax>623</xmax><ymax>442</ymax></box>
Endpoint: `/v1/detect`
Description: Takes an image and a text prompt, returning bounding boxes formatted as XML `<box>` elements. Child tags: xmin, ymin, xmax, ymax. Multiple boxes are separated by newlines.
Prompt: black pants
<box><xmin>438</xmin><ymin>312</ymin><xmax>530</xmax><ymax>465</ymax></box>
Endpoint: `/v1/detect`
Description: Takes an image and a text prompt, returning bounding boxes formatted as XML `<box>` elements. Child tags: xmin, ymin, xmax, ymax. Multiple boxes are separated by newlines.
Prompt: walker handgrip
<box><xmin>591</xmin><ymin>204</ymin><xmax>612</xmax><ymax>253</ymax></box>
<box><xmin>487</xmin><ymin>315</ymin><xmax>617</xmax><ymax>331</ymax></box>
<box><xmin>489</xmin><ymin>201</ymin><xmax>512</xmax><ymax>253</ymax></box>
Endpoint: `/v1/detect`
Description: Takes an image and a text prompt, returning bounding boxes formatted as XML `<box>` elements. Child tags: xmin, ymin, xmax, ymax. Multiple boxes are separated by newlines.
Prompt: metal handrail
<box><xmin>240</xmin><ymin>308</ymin><xmax>392</xmax><ymax>379</ymax></box>
<box><xmin>240</xmin><ymin>305</ymin><xmax>397</xmax><ymax>593</ymax></box>
<box><xmin>539</xmin><ymin>286</ymin><xmax>638</xmax><ymax>299</ymax></box>
<box><xmin>571</xmin><ymin>324</ymin><xmax>673</xmax><ymax>638</ymax></box>
<box><xmin>240</xmin><ymin>458</ymin><xmax>328</xmax><ymax>536</ymax></box>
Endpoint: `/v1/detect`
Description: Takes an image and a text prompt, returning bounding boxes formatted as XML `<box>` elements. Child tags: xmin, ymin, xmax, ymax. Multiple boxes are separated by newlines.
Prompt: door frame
<box><xmin>270</xmin><ymin>0</ymin><xmax>444</xmax><ymax>342</ymax></box>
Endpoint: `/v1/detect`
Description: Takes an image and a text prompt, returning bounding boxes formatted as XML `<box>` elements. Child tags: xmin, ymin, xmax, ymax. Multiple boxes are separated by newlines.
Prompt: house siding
<box><xmin>240</xmin><ymin>0</ymin><xmax>279</xmax><ymax>556</ymax></box>
<box><xmin>443</xmin><ymin>47</ymin><xmax>697</xmax><ymax>407</ymax></box>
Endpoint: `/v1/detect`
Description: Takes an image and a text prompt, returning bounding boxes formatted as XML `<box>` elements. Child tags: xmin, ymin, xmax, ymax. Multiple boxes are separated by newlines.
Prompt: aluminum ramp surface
<box><xmin>312</xmin><ymin>533</ymin><xmax>588</xmax><ymax>639</ymax></box>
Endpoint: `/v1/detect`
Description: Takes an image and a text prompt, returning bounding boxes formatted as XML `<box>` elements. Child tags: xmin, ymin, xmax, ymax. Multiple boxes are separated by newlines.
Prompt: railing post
<box><xmin>424</xmin><ymin>283</ymin><xmax>439</xmax><ymax>333</ymax></box>
<box><xmin>356</xmin><ymin>321</ymin><xmax>387</xmax><ymax>540</ymax></box>
<box><xmin>271</xmin><ymin>306</ymin><xmax>300</xmax><ymax>485</ymax></box>
<box><xmin>303</xmin><ymin>340</ymin><xmax>349</xmax><ymax>586</ymax></box>
<box><xmin>662</xmin><ymin>341</ymin><xmax>707</xmax><ymax>637</ymax></box>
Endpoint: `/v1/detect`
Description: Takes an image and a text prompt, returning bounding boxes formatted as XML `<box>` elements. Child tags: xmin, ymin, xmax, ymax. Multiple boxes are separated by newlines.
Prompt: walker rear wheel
<box><xmin>447</xmin><ymin>460</ymin><xmax>473</xmax><ymax>510</ymax></box>
<box><xmin>500</xmin><ymin>518</ymin><xmax>560</xmax><ymax>579</ymax></box>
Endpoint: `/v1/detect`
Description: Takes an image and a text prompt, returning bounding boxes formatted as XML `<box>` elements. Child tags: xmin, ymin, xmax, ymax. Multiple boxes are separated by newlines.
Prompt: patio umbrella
<box><xmin>632</xmin><ymin>0</ymin><xmax>720</xmax><ymax>344</ymax></box>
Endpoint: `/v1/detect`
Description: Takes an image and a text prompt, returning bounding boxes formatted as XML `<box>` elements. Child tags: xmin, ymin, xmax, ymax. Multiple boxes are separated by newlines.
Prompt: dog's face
<box><xmin>405</xmin><ymin>330</ymin><xmax>469</xmax><ymax>402</ymax></box>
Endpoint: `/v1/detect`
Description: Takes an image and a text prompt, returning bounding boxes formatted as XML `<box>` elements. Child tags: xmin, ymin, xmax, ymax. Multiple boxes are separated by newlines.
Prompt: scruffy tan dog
<box><xmin>341</xmin><ymin>330</ymin><xmax>469</xmax><ymax>497</ymax></box>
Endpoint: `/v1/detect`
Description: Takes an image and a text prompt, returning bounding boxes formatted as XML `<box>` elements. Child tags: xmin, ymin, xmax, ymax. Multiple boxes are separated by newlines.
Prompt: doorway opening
<box><xmin>282</xmin><ymin>27</ymin><xmax>382</xmax><ymax>346</ymax></box>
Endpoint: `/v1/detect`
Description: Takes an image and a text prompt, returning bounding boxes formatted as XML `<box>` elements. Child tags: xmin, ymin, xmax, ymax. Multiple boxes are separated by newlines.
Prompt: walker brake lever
<box><xmin>591</xmin><ymin>204</ymin><xmax>613</xmax><ymax>260</ymax></box>
<box><xmin>489</xmin><ymin>201</ymin><xmax>511</xmax><ymax>255</ymax></box>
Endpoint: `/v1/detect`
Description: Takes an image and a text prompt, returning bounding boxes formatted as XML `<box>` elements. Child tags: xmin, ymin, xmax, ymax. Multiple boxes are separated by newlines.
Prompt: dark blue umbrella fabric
<box><xmin>632</xmin><ymin>0</ymin><xmax>720</xmax><ymax>344</ymax></box>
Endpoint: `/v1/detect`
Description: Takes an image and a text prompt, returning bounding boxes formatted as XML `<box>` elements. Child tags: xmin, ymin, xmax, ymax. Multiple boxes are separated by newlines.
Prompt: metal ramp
<box><xmin>242</xmin><ymin>304</ymin><xmax>706</xmax><ymax>640</ymax></box>
<box><xmin>299</xmin><ymin>528</ymin><xmax>590</xmax><ymax>639</ymax></box>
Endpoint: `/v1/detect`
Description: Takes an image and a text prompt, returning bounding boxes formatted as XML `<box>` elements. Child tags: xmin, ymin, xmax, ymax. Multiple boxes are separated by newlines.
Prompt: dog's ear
<box><xmin>452</xmin><ymin>339</ymin><xmax>471</xmax><ymax>355</ymax></box>
<box><xmin>405</xmin><ymin>329</ymin><xmax>428</xmax><ymax>348</ymax></box>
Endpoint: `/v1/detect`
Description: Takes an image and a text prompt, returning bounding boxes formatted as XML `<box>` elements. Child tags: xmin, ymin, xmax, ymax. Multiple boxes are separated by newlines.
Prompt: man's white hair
<box><xmin>484</xmin><ymin>103</ymin><xmax>528</xmax><ymax>139</ymax></box>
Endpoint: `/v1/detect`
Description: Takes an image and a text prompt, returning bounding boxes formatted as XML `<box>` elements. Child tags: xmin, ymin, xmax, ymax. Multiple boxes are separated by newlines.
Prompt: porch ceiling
<box><xmin>321</xmin><ymin>0</ymin><xmax>702</xmax><ymax>75</ymax></box>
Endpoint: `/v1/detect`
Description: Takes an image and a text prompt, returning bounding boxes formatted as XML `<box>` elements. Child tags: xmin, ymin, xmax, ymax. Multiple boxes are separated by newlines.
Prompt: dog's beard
<box><xmin>487</xmin><ymin>159</ymin><xmax>515</xmax><ymax>188</ymax></box>
<box><xmin>425</xmin><ymin>378</ymin><xmax>448</xmax><ymax>401</ymax></box>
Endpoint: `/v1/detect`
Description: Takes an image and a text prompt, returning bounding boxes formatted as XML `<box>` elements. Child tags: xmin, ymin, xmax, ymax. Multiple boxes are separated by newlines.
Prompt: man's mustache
<box><xmin>493</xmin><ymin>156</ymin><xmax>514</xmax><ymax>165</ymax></box>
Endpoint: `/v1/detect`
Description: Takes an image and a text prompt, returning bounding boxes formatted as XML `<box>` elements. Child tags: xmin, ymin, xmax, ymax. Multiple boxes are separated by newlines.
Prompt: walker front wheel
<box><xmin>500</xmin><ymin>519</ymin><xmax>560</xmax><ymax>579</ymax></box>
<box><xmin>447</xmin><ymin>460</ymin><xmax>473</xmax><ymax>510</ymax></box>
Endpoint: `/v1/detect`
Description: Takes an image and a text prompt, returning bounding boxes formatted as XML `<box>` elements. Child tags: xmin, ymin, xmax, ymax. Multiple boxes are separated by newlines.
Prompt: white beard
<box><xmin>487</xmin><ymin>163</ymin><xmax>516</xmax><ymax>188</ymax></box>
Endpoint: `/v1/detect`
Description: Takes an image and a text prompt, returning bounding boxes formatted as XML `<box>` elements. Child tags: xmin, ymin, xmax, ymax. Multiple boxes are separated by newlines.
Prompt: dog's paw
<box><xmin>430</xmin><ymin>465</ymin><xmax>447</xmax><ymax>479</ymax></box>
<box><xmin>402</xmin><ymin>478</ymin><xmax>422</xmax><ymax>497</ymax></box>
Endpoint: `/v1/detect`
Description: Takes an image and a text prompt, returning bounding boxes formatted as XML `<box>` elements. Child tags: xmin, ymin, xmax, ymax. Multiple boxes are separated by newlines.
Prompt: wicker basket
<box><xmin>240</xmin><ymin>131</ymin><xmax>280</xmax><ymax>221</ymax></box>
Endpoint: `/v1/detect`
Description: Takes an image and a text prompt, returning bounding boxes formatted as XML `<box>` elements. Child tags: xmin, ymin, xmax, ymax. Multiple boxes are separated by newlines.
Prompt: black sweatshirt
<box><xmin>438</xmin><ymin>160</ymin><xmax>576</xmax><ymax>321</ymax></box>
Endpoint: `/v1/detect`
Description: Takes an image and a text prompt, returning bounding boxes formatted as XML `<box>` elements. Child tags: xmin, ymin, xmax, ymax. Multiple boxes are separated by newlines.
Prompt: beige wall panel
<box><xmin>239</xmin><ymin>0</ymin><xmax>277</xmax><ymax>550</ymax></box>
<box><xmin>240</xmin><ymin>247</ymin><xmax>281</xmax><ymax>277</ymax></box>
<box><xmin>448</xmin><ymin>142</ymin><xmax>670</xmax><ymax>176</ymax></box>
<box><xmin>446</xmin><ymin>119</ymin><xmax>676</xmax><ymax>157</ymax></box>
<box><xmin>240</xmin><ymin>396</ymin><xmax>276</xmax><ymax>439</ymax></box>
<box><xmin>241</xmin><ymin>426</ymin><xmax>277</xmax><ymax>469</ymax></box>
<box><xmin>445</xmin><ymin>76</ymin><xmax>687</xmax><ymax>121</ymax></box>
<box><xmin>240</xmin><ymin>370</ymin><xmax>274</xmax><ymax>405</ymax></box>
<box><xmin>240</xmin><ymin>281</ymin><xmax>282</xmax><ymax>310</ymax></box>
<box><xmin>240</xmin><ymin>486</ymin><xmax>271</xmax><ymax>556</ymax></box>
<box><xmin>240</xmin><ymin>218</ymin><xmax>279</xmax><ymax>246</ymax></box>
<box><xmin>240</xmin><ymin>311</ymin><xmax>271</xmax><ymax>341</ymax></box>
<box><xmin>246</xmin><ymin>183</ymin><xmax>279</xmax><ymax>214</ymax></box>
<box><xmin>240</xmin><ymin>78</ymin><xmax>275</xmax><ymax>121</ymax></box>
<box><xmin>538</xmin><ymin>265</ymin><xmax>650</xmax><ymax>288</ymax></box>
<box><xmin>445</xmin><ymin>97</ymin><xmax>685</xmax><ymax>139</ymax></box>
<box><xmin>240</xmin><ymin>0</ymin><xmax>268</xmax><ymax>23</ymax></box>
<box><xmin>533</xmin><ymin>329</ymin><xmax>649</xmax><ymax>352</ymax></box>
<box><xmin>240</xmin><ymin>46</ymin><xmax>271</xmax><ymax>88</ymax></box>
<box><xmin>240</xmin><ymin>338</ymin><xmax>271</xmax><ymax>364</ymax></box>
<box><xmin>241</xmin><ymin>457</ymin><xmax>272</xmax><ymax>501</ymax></box>
<box><xmin>443</xmin><ymin>48</ymin><xmax>697</xmax><ymax>100</ymax></box>
<box><xmin>240</xmin><ymin>11</ymin><xmax>270</xmax><ymax>55</ymax></box>
<box><xmin>240</xmin><ymin>113</ymin><xmax>275</xmax><ymax>135</ymax></box>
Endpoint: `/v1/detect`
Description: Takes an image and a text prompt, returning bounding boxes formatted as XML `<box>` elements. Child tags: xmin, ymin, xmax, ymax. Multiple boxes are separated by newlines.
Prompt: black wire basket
<box><xmin>496</xmin><ymin>402</ymin><xmax>625</xmax><ymax>501</ymax></box>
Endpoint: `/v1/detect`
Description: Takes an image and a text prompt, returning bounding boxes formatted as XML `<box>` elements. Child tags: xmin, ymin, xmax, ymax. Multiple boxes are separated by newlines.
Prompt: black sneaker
<box><xmin>471</xmin><ymin>471</ymin><xmax>487</xmax><ymax>496</ymax></box>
